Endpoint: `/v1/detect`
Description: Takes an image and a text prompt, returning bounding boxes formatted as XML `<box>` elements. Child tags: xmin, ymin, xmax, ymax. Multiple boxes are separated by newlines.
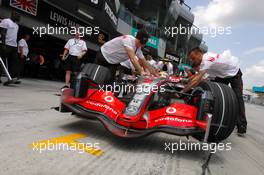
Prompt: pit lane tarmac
<box><xmin>0</xmin><ymin>79</ymin><xmax>264</xmax><ymax>175</ymax></box>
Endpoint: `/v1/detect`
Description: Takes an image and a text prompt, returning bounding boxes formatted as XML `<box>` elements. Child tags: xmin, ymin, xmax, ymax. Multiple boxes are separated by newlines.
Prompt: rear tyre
<box><xmin>193</xmin><ymin>81</ymin><xmax>238</xmax><ymax>143</ymax></box>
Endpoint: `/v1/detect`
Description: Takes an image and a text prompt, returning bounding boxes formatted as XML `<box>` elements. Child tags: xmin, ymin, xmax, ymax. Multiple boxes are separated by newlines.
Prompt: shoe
<box><xmin>61</xmin><ymin>85</ymin><xmax>69</xmax><ymax>90</ymax></box>
<box><xmin>3</xmin><ymin>80</ymin><xmax>12</xmax><ymax>86</ymax></box>
<box><xmin>12</xmin><ymin>77</ymin><xmax>21</xmax><ymax>84</ymax></box>
<box><xmin>14</xmin><ymin>80</ymin><xmax>21</xmax><ymax>84</ymax></box>
<box><xmin>237</xmin><ymin>125</ymin><xmax>247</xmax><ymax>137</ymax></box>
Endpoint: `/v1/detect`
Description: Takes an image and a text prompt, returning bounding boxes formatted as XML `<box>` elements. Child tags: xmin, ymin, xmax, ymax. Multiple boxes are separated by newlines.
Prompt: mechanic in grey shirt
<box><xmin>95</xmin><ymin>29</ymin><xmax>159</xmax><ymax>79</ymax></box>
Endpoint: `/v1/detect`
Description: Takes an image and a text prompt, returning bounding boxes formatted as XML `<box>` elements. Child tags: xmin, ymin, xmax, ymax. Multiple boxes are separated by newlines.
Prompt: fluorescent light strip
<box><xmin>77</xmin><ymin>9</ymin><xmax>94</xmax><ymax>20</ymax></box>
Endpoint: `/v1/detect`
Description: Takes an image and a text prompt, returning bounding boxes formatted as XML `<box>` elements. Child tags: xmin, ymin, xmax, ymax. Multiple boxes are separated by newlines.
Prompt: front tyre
<box><xmin>193</xmin><ymin>81</ymin><xmax>238</xmax><ymax>143</ymax></box>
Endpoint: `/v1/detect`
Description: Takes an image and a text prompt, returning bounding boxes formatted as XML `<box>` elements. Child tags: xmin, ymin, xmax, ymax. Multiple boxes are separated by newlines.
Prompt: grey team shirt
<box><xmin>101</xmin><ymin>35</ymin><xmax>144</xmax><ymax>64</ymax></box>
<box><xmin>200</xmin><ymin>52</ymin><xmax>240</xmax><ymax>79</ymax></box>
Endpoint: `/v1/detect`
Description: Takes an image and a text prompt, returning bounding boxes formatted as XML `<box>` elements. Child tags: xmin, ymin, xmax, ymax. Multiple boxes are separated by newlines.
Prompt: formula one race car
<box><xmin>59</xmin><ymin>64</ymin><xmax>238</xmax><ymax>143</ymax></box>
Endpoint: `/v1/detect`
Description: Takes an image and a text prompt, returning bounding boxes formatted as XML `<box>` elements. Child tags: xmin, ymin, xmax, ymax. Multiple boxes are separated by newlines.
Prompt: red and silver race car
<box><xmin>59</xmin><ymin>64</ymin><xmax>238</xmax><ymax>143</ymax></box>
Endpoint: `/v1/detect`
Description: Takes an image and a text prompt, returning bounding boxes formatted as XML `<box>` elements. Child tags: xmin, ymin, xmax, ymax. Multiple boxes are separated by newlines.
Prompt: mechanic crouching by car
<box><xmin>61</xmin><ymin>32</ymin><xmax>87</xmax><ymax>89</ymax></box>
<box><xmin>95</xmin><ymin>28</ymin><xmax>159</xmax><ymax>80</ymax></box>
<box><xmin>180</xmin><ymin>47</ymin><xmax>247</xmax><ymax>136</ymax></box>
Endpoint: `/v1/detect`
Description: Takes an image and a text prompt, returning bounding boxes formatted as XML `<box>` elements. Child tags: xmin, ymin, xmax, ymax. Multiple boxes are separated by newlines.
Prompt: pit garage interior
<box><xmin>0</xmin><ymin>0</ymin><xmax>208</xmax><ymax>80</ymax></box>
<box><xmin>0</xmin><ymin>0</ymin><xmax>116</xmax><ymax>80</ymax></box>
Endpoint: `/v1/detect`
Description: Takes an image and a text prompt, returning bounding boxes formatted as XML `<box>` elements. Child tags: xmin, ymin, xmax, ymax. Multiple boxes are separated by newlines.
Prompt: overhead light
<box><xmin>77</xmin><ymin>8</ymin><xmax>94</xmax><ymax>20</ymax></box>
<box><xmin>115</xmin><ymin>0</ymin><xmax>120</xmax><ymax>12</ymax></box>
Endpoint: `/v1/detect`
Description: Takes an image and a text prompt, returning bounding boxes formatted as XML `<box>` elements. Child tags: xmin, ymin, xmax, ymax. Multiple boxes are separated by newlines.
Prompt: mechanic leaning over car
<box><xmin>61</xmin><ymin>32</ymin><xmax>87</xmax><ymax>89</ymax></box>
<box><xmin>180</xmin><ymin>47</ymin><xmax>247</xmax><ymax>136</ymax></box>
<box><xmin>95</xmin><ymin>28</ymin><xmax>159</xmax><ymax>80</ymax></box>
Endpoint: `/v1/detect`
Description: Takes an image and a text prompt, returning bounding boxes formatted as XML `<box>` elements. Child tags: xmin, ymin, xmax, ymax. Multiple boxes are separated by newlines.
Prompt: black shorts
<box><xmin>96</xmin><ymin>49</ymin><xmax>119</xmax><ymax>78</ymax></box>
<box><xmin>0</xmin><ymin>44</ymin><xmax>19</xmax><ymax>78</ymax></box>
<box><xmin>64</xmin><ymin>55</ymin><xmax>81</xmax><ymax>72</ymax></box>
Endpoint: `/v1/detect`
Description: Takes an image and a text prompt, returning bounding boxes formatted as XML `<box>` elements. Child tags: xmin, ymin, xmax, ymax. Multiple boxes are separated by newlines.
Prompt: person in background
<box><xmin>0</xmin><ymin>11</ymin><xmax>21</xmax><ymax>84</ymax></box>
<box><xmin>18</xmin><ymin>34</ymin><xmax>30</xmax><ymax>77</ymax></box>
<box><xmin>61</xmin><ymin>32</ymin><xmax>87</xmax><ymax>88</ymax></box>
<box><xmin>180</xmin><ymin>47</ymin><xmax>247</xmax><ymax>136</ymax></box>
<box><xmin>0</xmin><ymin>19</ymin><xmax>5</xmax><ymax>84</ymax></box>
<box><xmin>147</xmin><ymin>56</ymin><xmax>157</xmax><ymax>69</ymax></box>
<box><xmin>26</xmin><ymin>52</ymin><xmax>45</xmax><ymax>78</ymax></box>
<box><xmin>142</xmin><ymin>48</ymin><xmax>158</xmax><ymax>70</ymax></box>
<box><xmin>157</xmin><ymin>58</ymin><xmax>174</xmax><ymax>75</ymax></box>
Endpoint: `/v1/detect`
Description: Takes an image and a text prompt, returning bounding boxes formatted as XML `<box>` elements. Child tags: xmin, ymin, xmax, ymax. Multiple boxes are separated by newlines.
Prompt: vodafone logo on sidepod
<box><xmin>166</xmin><ymin>107</ymin><xmax>177</xmax><ymax>114</ymax></box>
<box><xmin>104</xmin><ymin>96</ymin><xmax>114</xmax><ymax>103</ymax></box>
